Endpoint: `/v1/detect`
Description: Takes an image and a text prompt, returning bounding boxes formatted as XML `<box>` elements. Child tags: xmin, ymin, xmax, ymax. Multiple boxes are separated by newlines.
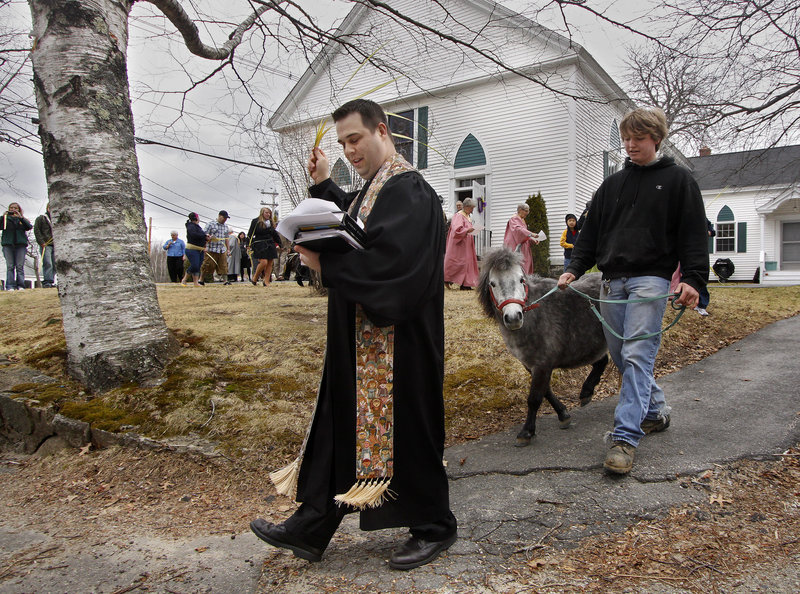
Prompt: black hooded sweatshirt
<box><xmin>566</xmin><ymin>156</ymin><xmax>708</xmax><ymax>292</ymax></box>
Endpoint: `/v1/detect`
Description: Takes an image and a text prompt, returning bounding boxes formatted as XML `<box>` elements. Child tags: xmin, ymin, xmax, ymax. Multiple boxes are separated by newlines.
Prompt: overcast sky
<box><xmin>0</xmin><ymin>0</ymin><xmax>650</xmax><ymax>243</ymax></box>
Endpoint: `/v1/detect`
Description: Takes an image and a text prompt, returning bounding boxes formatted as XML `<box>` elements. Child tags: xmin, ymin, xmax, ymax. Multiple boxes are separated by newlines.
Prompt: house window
<box><xmin>782</xmin><ymin>222</ymin><xmax>800</xmax><ymax>270</ymax></box>
<box><xmin>609</xmin><ymin>120</ymin><xmax>621</xmax><ymax>149</ymax></box>
<box><xmin>604</xmin><ymin>121</ymin><xmax>623</xmax><ymax>178</ymax></box>
<box><xmin>715</xmin><ymin>205</ymin><xmax>746</xmax><ymax>253</ymax></box>
<box><xmin>331</xmin><ymin>158</ymin><xmax>352</xmax><ymax>188</ymax></box>
<box><xmin>387</xmin><ymin>107</ymin><xmax>429</xmax><ymax>169</ymax></box>
<box><xmin>388</xmin><ymin>109</ymin><xmax>415</xmax><ymax>165</ymax></box>
<box><xmin>603</xmin><ymin>151</ymin><xmax>623</xmax><ymax>178</ymax></box>
<box><xmin>715</xmin><ymin>222</ymin><xmax>736</xmax><ymax>252</ymax></box>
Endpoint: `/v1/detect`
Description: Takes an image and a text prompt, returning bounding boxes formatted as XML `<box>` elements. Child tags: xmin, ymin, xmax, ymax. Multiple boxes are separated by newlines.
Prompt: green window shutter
<box><xmin>417</xmin><ymin>106</ymin><xmax>428</xmax><ymax>170</ymax></box>
<box><xmin>603</xmin><ymin>151</ymin><xmax>609</xmax><ymax>178</ymax></box>
<box><xmin>737</xmin><ymin>222</ymin><xmax>747</xmax><ymax>253</ymax></box>
<box><xmin>708</xmin><ymin>234</ymin><xmax>714</xmax><ymax>253</ymax></box>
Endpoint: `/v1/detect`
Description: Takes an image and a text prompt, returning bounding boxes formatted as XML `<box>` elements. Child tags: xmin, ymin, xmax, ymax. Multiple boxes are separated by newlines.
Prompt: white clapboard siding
<box><xmin>277</xmin><ymin>0</ymin><xmax>576</xmax><ymax>129</ymax></box>
<box><xmin>272</xmin><ymin>0</ymin><xmax>635</xmax><ymax>267</ymax></box>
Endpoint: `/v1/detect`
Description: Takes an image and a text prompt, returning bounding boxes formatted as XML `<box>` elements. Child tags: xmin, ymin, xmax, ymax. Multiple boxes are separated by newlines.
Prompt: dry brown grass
<box><xmin>2</xmin><ymin>282</ymin><xmax>800</xmax><ymax>473</ymax></box>
<box><xmin>2</xmin><ymin>282</ymin><xmax>800</xmax><ymax>591</ymax></box>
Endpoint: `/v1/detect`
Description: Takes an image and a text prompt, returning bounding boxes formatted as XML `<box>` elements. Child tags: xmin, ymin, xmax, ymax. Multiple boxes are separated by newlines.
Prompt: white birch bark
<box><xmin>29</xmin><ymin>0</ymin><xmax>178</xmax><ymax>391</ymax></box>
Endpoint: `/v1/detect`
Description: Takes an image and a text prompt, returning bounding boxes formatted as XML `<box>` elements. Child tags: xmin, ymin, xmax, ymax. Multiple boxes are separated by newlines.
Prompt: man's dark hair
<box><xmin>332</xmin><ymin>99</ymin><xmax>388</xmax><ymax>131</ymax></box>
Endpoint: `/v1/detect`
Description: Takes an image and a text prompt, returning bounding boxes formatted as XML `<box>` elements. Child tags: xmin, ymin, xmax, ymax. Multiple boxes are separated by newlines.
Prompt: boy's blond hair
<box><xmin>619</xmin><ymin>107</ymin><xmax>668</xmax><ymax>150</ymax></box>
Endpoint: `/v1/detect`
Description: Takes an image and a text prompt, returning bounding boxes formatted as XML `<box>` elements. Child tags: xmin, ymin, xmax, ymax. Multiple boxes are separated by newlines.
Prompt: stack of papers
<box><xmin>277</xmin><ymin>198</ymin><xmax>366</xmax><ymax>253</ymax></box>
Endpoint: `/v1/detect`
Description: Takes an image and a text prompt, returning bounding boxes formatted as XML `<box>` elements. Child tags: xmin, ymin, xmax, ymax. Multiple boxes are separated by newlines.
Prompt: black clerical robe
<box><xmin>296</xmin><ymin>171</ymin><xmax>451</xmax><ymax>530</ymax></box>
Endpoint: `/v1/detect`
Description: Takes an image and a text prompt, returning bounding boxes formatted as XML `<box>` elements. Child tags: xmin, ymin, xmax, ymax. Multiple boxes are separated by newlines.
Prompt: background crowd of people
<box><xmin>2</xmin><ymin>196</ymin><xmax>592</xmax><ymax>293</ymax></box>
<box><xmin>170</xmin><ymin>208</ymin><xmax>286</xmax><ymax>287</ymax></box>
<box><xmin>1</xmin><ymin>201</ymin><xmax>55</xmax><ymax>291</ymax></box>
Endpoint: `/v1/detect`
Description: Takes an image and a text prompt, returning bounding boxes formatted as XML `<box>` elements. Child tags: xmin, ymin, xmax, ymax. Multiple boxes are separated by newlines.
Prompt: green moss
<box><xmin>9</xmin><ymin>383</ymin><xmax>39</xmax><ymax>393</ymax></box>
<box><xmin>444</xmin><ymin>363</ymin><xmax>524</xmax><ymax>414</ymax></box>
<box><xmin>225</xmin><ymin>383</ymin><xmax>255</xmax><ymax>398</ymax></box>
<box><xmin>24</xmin><ymin>341</ymin><xmax>67</xmax><ymax>365</ymax></box>
<box><xmin>159</xmin><ymin>369</ymin><xmax>190</xmax><ymax>392</ymax></box>
<box><xmin>264</xmin><ymin>372</ymin><xmax>305</xmax><ymax>394</ymax></box>
<box><xmin>9</xmin><ymin>382</ymin><xmax>77</xmax><ymax>406</ymax></box>
<box><xmin>59</xmin><ymin>399</ymin><xmax>148</xmax><ymax>432</ymax></box>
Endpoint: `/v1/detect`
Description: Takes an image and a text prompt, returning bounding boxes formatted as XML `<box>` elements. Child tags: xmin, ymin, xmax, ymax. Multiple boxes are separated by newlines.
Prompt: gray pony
<box><xmin>478</xmin><ymin>248</ymin><xmax>609</xmax><ymax>446</ymax></box>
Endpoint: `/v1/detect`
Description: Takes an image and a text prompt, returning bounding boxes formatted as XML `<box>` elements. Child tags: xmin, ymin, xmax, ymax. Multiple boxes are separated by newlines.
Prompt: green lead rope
<box><xmin>565</xmin><ymin>284</ymin><xmax>685</xmax><ymax>342</ymax></box>
<box><xmin>518</xmin><ymin>284</ymin><xmax>686</xmax><ymax>342</ymax></box>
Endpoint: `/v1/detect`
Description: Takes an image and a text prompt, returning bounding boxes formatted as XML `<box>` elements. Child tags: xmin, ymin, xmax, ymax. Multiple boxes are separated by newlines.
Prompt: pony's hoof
<box><xmin>558</xmin><ymin>415</ymin><xmax>571</xmax><ymax>429</ymax></box>
<box><xmin>579</xmin><ymin>395</ymin><xmax>593</xmax><ymax>407</ymax></box>
<box><xmin>515</xmin><ymin>432</ymin><xmax>533</xmax><ymax>447</ymax></box>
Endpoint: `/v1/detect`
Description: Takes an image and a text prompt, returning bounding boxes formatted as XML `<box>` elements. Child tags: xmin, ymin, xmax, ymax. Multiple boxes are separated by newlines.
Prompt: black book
<box><xmin>293</xmin><ymin>228</ymin><xmax>364</xmax><ymax>252</ymax></box>
<box><xmin>277</xmin><ymin>199</ymin><xmax>366</xmax><ymax>252</ymax></box>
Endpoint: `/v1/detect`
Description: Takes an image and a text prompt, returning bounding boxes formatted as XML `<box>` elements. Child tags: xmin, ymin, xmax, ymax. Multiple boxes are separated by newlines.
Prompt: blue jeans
<box><xmin>600</xmin><ymin>276</ymin><xmax>670</xmax><ymax>447</ymax></box>
<box><xmin>563</xmin><ymin>257</ymin><xmax>571</xmax><ymax>270</ymax></box>
<box><xmin>698</xmin><ymin>285</ymin><xmax>710</xmax><ymax>309</ymax></box>
<box><xmin>41</xmin><ymin>244</ymin><xmax>55</xmax><ymax>286</ymax></box>
<box><xmin>185</xmin><ymin>249</ymin><xmax>203</xmax><ymax>275</ymax></box>
<box><xmin>3</xmin><ymin>245</ymin><xmax>27</xmax><ymax>290</ymax></box>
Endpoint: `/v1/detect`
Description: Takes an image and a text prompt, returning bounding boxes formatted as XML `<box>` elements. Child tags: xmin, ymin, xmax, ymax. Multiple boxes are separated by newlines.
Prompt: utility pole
<box><xmin>258</xmin><ymin>187</ymin><xmax>279</xmax><ymax>214</ymax></box>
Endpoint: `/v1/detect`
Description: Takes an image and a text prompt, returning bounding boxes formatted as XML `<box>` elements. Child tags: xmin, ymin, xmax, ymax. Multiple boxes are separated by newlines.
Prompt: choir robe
<box><xmin>503</xmin><ymin>215</ymin><xmax>535</xmax><ymax>275</ymax></box>
<box><xmin>296</xmin><ymin>171</ymin><xmax>452</xmax><ymax>531</ymax></box>
<box><xmin>443</xmin><ymin>211</ymin><xmax>479</xmax><ymax>287</ymax></box>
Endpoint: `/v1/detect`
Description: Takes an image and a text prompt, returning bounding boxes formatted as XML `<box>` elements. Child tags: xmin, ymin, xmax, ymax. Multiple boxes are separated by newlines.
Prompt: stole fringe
<box><xmin>269</xmin><ymin>458</ymin><xmax>300</xmax><ymax>498</ymax></box>
<box><xmin>334</xmin><ymin>479</ymin><xmax>394</xmax><ymax>510</ymax></box>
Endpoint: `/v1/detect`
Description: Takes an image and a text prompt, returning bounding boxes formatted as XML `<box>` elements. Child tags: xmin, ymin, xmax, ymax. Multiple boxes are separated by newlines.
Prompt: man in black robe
<box><xmin>251</xmin><ymin>99</ymin><xmax>457</xmax><ymax>570</ymax></box>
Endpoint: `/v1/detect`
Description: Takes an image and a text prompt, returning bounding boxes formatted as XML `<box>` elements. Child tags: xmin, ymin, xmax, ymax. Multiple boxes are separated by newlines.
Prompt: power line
<box><xmin>142</xmin><ymin>193</ymin><xmax>248</xmax><ymax>233</ymax></box>
<box><xmin>139</xmin><ymin>149</ymin><xmax>267</xmax><ymax>212</ymax></box>
<box><xmin>132</xmin><ymin>96</ymin><xmax>243</xmax><ymax>129</ymax></box>
<box><xmin>142</xmin><ymin>189</ymin><xmax>216</xmax><ymax>221</ymax></box>
<box><xmin>134</xmin><ymin>136</ymin><xmax>279</xmax><ymax>171</ymax></box>
<box><xmin>140</xmin><ymin>174</ymin><xmax>220</xmax><ymax>213</ymax></box>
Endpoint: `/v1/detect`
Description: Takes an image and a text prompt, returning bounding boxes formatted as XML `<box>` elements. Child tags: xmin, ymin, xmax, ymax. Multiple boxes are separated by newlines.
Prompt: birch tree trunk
<box><xmin>29</xmin><ymin>0</ymin><xmax>178</xmax><ymax>392</ymax></box>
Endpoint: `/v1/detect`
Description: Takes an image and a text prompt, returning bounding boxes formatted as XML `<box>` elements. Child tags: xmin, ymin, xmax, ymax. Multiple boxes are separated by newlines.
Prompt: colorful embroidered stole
<box><xmin>270</xmin><ymin>153</ymin><xmax>414</xmax><ymax>510</ymax></box>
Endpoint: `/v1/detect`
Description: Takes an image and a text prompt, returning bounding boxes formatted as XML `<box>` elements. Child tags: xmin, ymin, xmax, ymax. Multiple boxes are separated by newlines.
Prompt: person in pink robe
<box><xmin>503</xmin><ymin>203</ymin><xmax>540</xmax><ymax>275</ymax></box>
<box><xmin>444</xmin><ymin>197</ymin><xmax>479</xmax><ymax>289</ymax></box>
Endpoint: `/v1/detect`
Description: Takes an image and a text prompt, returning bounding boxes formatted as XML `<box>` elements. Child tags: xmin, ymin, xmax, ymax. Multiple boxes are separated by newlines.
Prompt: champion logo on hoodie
<box><xmin>655</xmin><ymin>185</ymin><xmax>663</xmax><ymax>190</ymax></box>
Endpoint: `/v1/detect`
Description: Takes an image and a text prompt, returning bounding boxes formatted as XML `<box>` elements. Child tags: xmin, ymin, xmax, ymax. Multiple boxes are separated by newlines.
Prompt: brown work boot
<box><xmin>641</xmin><ymin>414</ymin><xmax>671</xmax><ymax>434</ymax></box>
<box><xmin>604</xmin><ymin>441</ymin><xmax>636</xmax><ymax>474</ymax></box>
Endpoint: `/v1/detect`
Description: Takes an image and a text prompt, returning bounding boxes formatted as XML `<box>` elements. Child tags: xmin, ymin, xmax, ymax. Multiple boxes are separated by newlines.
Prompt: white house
<box><xmin>689</xmin><ymin>145</ymin><xmax>800</xmax><ymax>285</ymax></box>
<box><xmin>269</xmin><ymin>0</ymin><xmax>680</xmax><ymax>265</ymax></box>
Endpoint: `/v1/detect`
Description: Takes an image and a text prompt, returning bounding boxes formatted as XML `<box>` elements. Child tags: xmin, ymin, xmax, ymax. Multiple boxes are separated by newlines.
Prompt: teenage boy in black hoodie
<box><xmin>557</xmin><ymin>107</ymin><xmax>708</xmax><ymax>475</ymax></box>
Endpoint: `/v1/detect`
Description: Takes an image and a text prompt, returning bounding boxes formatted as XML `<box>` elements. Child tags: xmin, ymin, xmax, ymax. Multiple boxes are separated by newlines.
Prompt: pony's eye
<box><xmin>519</xmin><ymin>277</ymin><xmax>525</xmax><ymax>283</ymax></box>
<box><xmin>489</xmin><ymin>281</ymin><xmax>496</xmax><ymax>287</ymax></box>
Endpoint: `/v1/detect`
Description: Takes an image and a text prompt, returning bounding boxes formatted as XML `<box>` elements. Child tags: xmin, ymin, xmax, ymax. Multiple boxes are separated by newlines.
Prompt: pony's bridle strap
<box><xmin>489</xmin><ymin>281</ymin><xmax>540</xmax><ymax>312</ymax></box>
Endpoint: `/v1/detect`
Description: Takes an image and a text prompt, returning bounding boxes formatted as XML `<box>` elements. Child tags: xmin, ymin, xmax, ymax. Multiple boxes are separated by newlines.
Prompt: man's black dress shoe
<box><xmin>388</xmin><ymin>533</ymin><xmax>457</xmax><ymax>570</ymax></box>
<box><xmin>250</xmin><ymin>518</ymin><xmax>323</xmax><ymax>562</ymax></box>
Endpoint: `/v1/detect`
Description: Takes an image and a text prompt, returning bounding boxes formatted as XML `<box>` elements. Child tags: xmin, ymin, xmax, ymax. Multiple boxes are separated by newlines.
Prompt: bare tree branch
<box><xmin>142</xmin><ymin>0</ymin><xmax>279</xmax><ymax>60</ymax></box>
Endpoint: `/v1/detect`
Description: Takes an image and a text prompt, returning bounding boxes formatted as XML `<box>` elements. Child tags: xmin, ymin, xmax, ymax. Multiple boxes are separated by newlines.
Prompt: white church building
<box><xmin>268</xmin><ymin>0</ymin><xmax>654</xmax><ymax>265</ymax></box>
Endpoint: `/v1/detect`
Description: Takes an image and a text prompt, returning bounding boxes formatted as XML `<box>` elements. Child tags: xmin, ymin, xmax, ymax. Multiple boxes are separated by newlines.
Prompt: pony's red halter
<box><xmin>489</xmin><ymin>280</ymin><xmax>540</xmax><ymax>313</ymax></box>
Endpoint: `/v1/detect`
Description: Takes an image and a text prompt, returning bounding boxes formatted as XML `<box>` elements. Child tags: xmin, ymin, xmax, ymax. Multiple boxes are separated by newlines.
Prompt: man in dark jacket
<box><xmin>250</xmin><ymin>99</ymin><xmax>456</xmax><ymax>570</ymax></box>
<box><xmin>558</xmin><ymin>107</ymin><xmax>708</xmax><ymax>475</ymax></box>
<box><xmin>34</xmin><ymin>203</ymin><xmax>55</xmax><ymax>288</ymax></box>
